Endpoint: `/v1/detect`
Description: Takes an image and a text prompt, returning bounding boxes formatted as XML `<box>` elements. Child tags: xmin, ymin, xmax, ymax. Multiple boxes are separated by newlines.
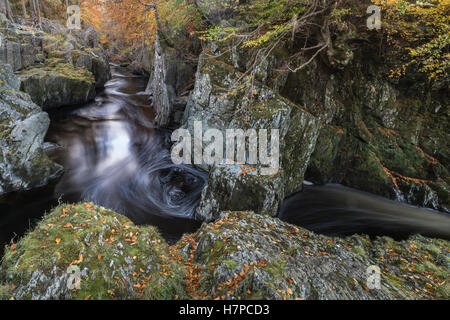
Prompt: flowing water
<box><xmin>279</xmin><ymin>183</ymin><xmax>450</xmax><ymax>240</ymax></box>
<box><xmin>1</xmin><ymin>65</ymin><xmax>449</xmax><ymax>255</ymax></box>
<box><xmin>0</xmin><ymin>65</ymin><xmax>207</xmax><ymax>249</ymax></box>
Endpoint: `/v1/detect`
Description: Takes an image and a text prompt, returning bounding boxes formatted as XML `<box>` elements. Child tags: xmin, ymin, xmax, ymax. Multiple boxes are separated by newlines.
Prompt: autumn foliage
<box><xmin>373</xmin><ymin>0</ymin><xmax>450</xmax><ymax>81</ymax></box>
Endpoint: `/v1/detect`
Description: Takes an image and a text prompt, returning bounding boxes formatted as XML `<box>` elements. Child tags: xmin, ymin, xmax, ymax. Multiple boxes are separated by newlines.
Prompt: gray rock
<box><xmin>183</xmin><ymin>51</ymin><xmax>321</xmax><ymax>221</ymax></box>
<box><xmin>148</xmin><ymin>35</ymin><xmax>195</xmax><ymax>127</ymax></box>
<box><xmin>0</xmin><ymin>64</ymin><xmax>63</xmax><ymax>196</ymax></box>
<box><xmin>19</xmin><ymin>67</ymin><xmax>96</xmax><ymax>110</ymax></box>
<box><xmin>20</xmin><ymin>43</ymin><xmax>35</xmax><ymax>69</ymax></box>
<box><xmin>184</xmin><ymin>211</ymin><xmax>447</xmax><ymax>300</ymax></box>
<box><xmin>0</xmin><ymin>39</ymin><xmax>22</xmax><ymax>71</ymax></box>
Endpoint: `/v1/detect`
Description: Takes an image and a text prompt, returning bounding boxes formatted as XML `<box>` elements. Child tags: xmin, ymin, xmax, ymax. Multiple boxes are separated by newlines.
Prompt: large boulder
<box><xmin>182</xmin><ymin>49</ymin><xmax>321</xmax><ymax>221</ymax></box>
<box><xmin>19</xmin><ymin>61</ymin><xmax>96</xmax><ymax>110</ymax></box>
<box><xmin>0</xmin><ymin>64</ymin><xmax>62</xmax><ymax>197</ymax></box>
<box><xmin>0</xmin><ymin>203</ymin><xmax>188</xmax><ymax>300</ymax></box>
<box><xmin>2</xmin><ymin>205</ymin><xmax>448</xmax><ymax>300</ymax></box>
<box><xmin>181</xmin><ymin>211</ymin><xmax>449</xmax><ymax>300</ymax></box>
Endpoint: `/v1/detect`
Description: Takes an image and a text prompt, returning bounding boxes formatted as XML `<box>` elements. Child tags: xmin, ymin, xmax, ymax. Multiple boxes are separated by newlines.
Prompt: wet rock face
<box><xmin>0</xmin><ymin>17</ymin><xmax>111</xmax><ymax>109</ymax></box>
<box><xmin>280</xmin><ymin>55</ymin><xmax>450</xmax><ymax>212</ymax></box>
<box><xmin>183</xmin><ymin>50</ymin><xmax>321</xmax><ymax>221</ymax></box>
<box><xmin>183</xmin><ymin>211</ymin><xmax>449</xmax><ymax>300</ymax></box>
<box><xmin>0</xmin><ymin>64</ymin><xmax>63</xmax><ymax>197</ymax></box>
<box><xmin>148</xmin><ymin>35</ymin><xmax>195</xmax><ymax>127</ymax></box>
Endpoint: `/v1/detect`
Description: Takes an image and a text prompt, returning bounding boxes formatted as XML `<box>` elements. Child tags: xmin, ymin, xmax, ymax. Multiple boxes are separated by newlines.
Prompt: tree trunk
<box><xmin>138</xmin><ymin>0</ymin><xmax>174</xmax><ymax>48</ymax></box>
<box><xmin>21</xmin><ymin>0</ymin><xmax>27</xmax><ymax>17</ymax></box>
<box><xmin>30</xmin><ymin>0</ymin><xmax>36</xmax><ymax>22</ymax></box>
<box><xmin>36</xmin><ymin>0</ymin><xmax>42</xmax><ymax>27</ymax></box>
<box><xmin>4</xmin><ymin>0</ymin><xmax>14</xmax><ymax>22</ymax></box>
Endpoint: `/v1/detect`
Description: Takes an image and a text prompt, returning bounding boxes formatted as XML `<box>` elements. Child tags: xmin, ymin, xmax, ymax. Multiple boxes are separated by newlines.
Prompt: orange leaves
<box><xmin>239</xmin><ymin>164</ymin><xmax>257</xmax><ymax>176</ymax></box>
<box><xmin>55</xmin><ymin>238</ymin><xmax>61</xmax><ymax>244</ymax></box>
<box><xmin>63</xmin><ymin>223</ymin><xmax>73</xmax><ymax>229</ymax></box>
<box><xmin>70</xmin><ymin>254</ymin><xmax>84</xmax><ymax>265</ymax></box>
<box><xmin>124</xmin><ymin>232</ymin><xmax>138</xmax><ymax>246</ymax></box>
<box><xmin>104</xmin><ymin>235</ymin><xmax>116</xmax><ymax>244</ymax></box>
<box><xmin>258</xmin><ymin>260</ymin><xmax>267</xmax><ymax>268</ymax></box>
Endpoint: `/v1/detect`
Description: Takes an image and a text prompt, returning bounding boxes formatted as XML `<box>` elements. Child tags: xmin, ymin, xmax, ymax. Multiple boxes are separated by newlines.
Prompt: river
<box><xmin>1</xmin><ymin>65</ymin><xmax>449</xmax><ymax>255</ymax></box>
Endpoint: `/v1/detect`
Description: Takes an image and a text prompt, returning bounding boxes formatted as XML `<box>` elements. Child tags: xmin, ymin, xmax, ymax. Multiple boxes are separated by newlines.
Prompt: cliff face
<box><xmin>0</xmin><ymin>15</ymin><xmax>111</xmax><ymax>110</ymax></box>
<box><xmin>144</xmin><ymin>18</ymin><xmax>448</xmax><ymax>215</ymax></box>
<box><xmin>291</xmin><ymin>55</ymin><xmax>449</xmax><ymax>213</ymax></box>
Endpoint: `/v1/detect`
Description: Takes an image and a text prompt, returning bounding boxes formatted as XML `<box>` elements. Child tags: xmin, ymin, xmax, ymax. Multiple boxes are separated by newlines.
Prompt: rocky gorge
<box><xmin>0</xmin><ymin>2</ymin><xmax>449</xmax><ymax>301</ymax></box>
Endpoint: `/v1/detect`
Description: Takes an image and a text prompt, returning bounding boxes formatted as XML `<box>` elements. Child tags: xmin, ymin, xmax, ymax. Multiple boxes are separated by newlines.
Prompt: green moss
<box><xmin>0</xmin><ymin>203</ymin><xmax>184</xmax><ymax>300</ymax></box>
<box><xmin>222</xmin><ymin>260</ymin><xmax>238</xmax><ymax>270</ymax></box>
<box><xmin>264</xmin><ymin>256</ymin><xmax>287</xmax><ymax>281</ymax></box>
<box><xmin>0</xmin><ymin>284</ymin><xmax>12</xmax><ymax>300</ymax></box>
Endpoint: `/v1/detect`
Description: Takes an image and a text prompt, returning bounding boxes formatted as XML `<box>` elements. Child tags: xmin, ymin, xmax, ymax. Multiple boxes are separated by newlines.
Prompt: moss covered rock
<box><xmin>1</xmin><ymin>205</ymin><xmax>448</xmax><ymax>300</ymax></box>
<box><xmin>1</xmin><ymin>17</ymin><xmax>110</xmax><ymax>108</ymax></box>
<box><xmin>286</xmin><ymin>54</ymin><xmax>450</xmax><ymax>212</ymax></box>
<box><xmin>0</xmin><ymin>203</ymin><xmax>187</xmax><ymax>300</ymax></box>
<box><xmin>0</xmin><ymin>63</ymin><xmax>62</xmax><ymax>197</ymax></box>
<box><xmin>184</xmin><ymin>50</ymin><xmax>321</xmax><ymax>221</ymax></box>
<box><xmin>182</xmin><ymin>211</ymin><xmax>449</xmax><ymax>300</ymax></box>
<box><xmin>19</xmin><ymin>62</ymin><xmax>96</xmax><ymax>110</ymax></box>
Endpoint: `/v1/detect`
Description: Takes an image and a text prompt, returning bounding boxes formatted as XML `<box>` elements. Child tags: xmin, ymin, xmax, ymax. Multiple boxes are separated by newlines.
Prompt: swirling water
<box><xmin>45</xmin><ymin>66</ymin><xmax>207</xmax><ymax>240</ymax></box>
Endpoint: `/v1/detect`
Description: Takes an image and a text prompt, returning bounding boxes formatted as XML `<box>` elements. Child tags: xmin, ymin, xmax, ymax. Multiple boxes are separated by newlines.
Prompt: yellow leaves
<box><xmin>63</xmin><ymin>223</ymin><xmax>73</xmax><ymax>229</ymax></box>
<box><xmin>55</xmin><ymin>238</ymin><xmax>61</xmax><ymax>244</ymax></box>
<box><xmin>286</xmin><ymin>288</ymin><xmax>293</xmax><ymax>296</ymax></box>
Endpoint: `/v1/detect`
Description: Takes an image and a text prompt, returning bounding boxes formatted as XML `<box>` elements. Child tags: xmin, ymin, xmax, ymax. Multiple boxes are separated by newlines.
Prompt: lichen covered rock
<box><xmin>184</xmin><ymin>51</ymin><xmax>321</xmax><ymax>221</ymax></box>
<box><xmin>0</xmin><ymin>203</ymin><xmax>187</xmax><ymax>300</ymax></box>
<box><xmin>0</xmin><ymin>17</ymin><xmax>110</xmax><ymax>109</ymax></box>
<box><xmin>149</xmin><ymin>35</ymin><xmax>195</xmax><ymax>127</ymax></box>
<box><xmin>0</xmin><ymin>63</ymin><xmax>62</xmax><ymax>197</ymax></box>
<box><xmin>181</xmin><ymin>211</ymin><xmax>449</xmax><ymax>300</ymax></box>
<box><xmin>1</xmin><ymin>206</ymin><xmax>448</xmax><ymax>300</ymax></box>
<box><xmin>19</xmin><ymin>61</ymin><xmax>96</xmax><ymax>110</ymax></box>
